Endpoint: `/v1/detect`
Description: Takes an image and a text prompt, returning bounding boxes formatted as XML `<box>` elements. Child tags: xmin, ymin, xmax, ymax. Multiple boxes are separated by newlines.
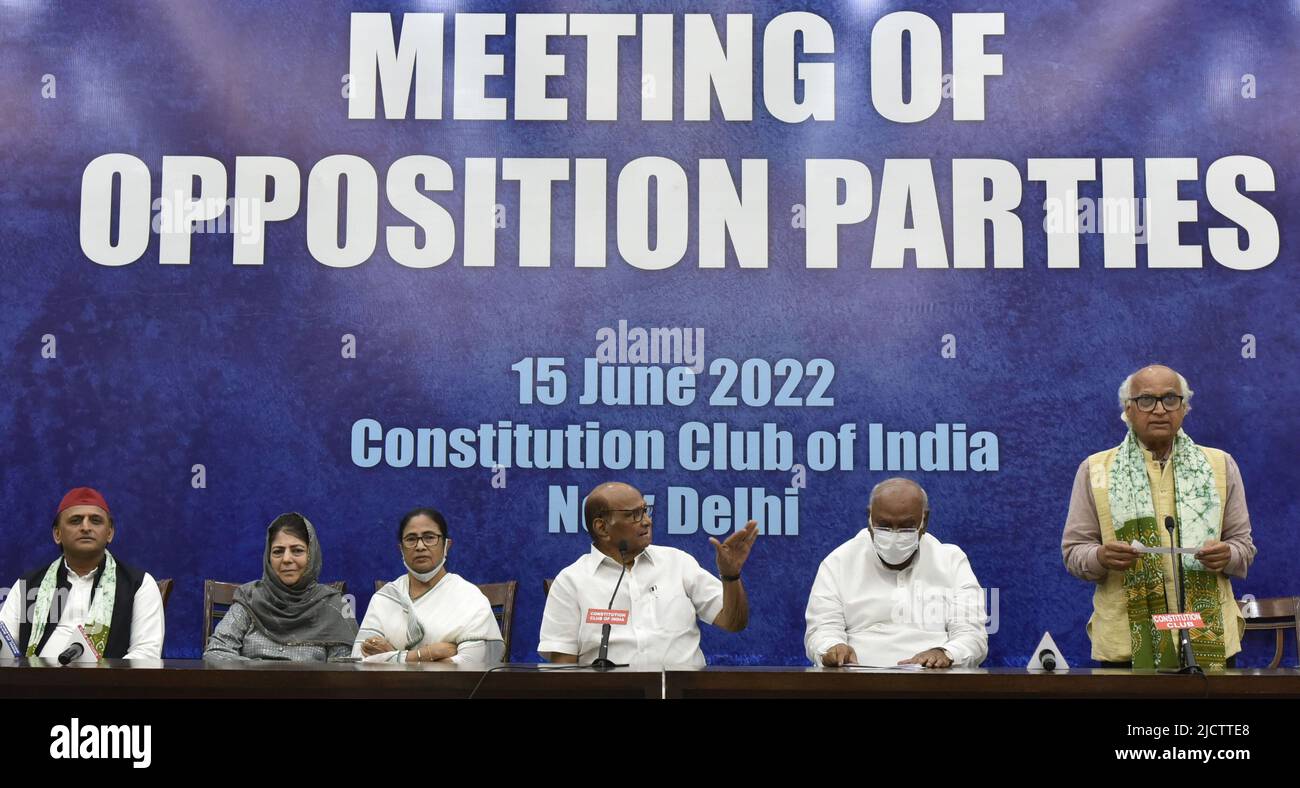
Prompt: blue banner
<box><xmin>1</xmin><ymin>0</ymin><xmax>1296</xmax><ymax>665</ymax></box>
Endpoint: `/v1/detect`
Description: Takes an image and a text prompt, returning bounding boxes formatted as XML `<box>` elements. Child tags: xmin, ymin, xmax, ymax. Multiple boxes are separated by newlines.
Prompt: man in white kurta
<box><xmin>1</xmin><ymin>487</ymin><xmax>163</xmax><ymax>661</ymax></box>
<box><xmin>804</xmin><ymin>478</ymin><xmax>987</xmax><ymax>668</ymax></box>
<box><xmin>540</xmin><ymin>544</ymin><xmax>726</xmax><ymax>667</ymax></box>
<box><xmin>353</xmin><ymin>572</ymin><xmax>503</xmax><ymax>665</ymax></box>
<box><xmin>538</xmin><ymin>482</ymin><xmax>758</xmax><ymax>667</ymax></box>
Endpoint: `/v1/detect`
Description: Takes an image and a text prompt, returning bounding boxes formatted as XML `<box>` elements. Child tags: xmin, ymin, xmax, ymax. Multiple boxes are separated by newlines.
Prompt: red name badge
<box><xmin>586</xmin><ymin>608</ymin><xmax>629</xmax><ymax>625</ymax></box>
<box><xmin>1152</xmin><ymin>613</ymin><xmax>1205</xmax><ymax>630</ymax></box>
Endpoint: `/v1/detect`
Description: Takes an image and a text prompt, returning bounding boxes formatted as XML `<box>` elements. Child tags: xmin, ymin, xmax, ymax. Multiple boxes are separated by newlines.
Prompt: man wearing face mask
<box><xmin>353</xmin><ymin>507</ymin><xmax>503</xmax><ymax>664</ymax></box>
<box><xmin>804</xmin><ymin>478</ymin><xmax>987</xmax><ymax>668</ymax></box>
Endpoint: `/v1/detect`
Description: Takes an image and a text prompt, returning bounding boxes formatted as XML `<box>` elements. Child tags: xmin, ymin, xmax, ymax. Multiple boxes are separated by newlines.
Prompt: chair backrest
<box><xmin>476</xmin><ymin>581</ymin><xmax>517</xmax><ymax>662</ymax></box>
<box><xmin>1241</xmin><ymin>596</ymin><xmax>1300</xmax><ymax>619</ymax></box>
<box><xmin>155</xmin><ymin>578</ymin><xmax>173</xmax><ymax>609</ymax></box>
<box><xmin>203</xmin><ymin>579</ymin><xmax>347</xmax><ymax>651</ymax></box>
<box><xmin>1236</xmin><ymin>596</ymin><xmax>1300</xmax><ymax>668</ymax></box>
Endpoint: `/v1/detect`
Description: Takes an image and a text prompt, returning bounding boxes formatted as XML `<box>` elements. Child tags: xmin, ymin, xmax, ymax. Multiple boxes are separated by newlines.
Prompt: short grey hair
<box><xmin>868</xmin><ymin>477</ymin><xmax>928</xmax><ymax>513</ymax></box>
<box><xmin>1117</xmin><ymin>366</ymin><xmax>1193</xmax><ymax>424</ymax></box>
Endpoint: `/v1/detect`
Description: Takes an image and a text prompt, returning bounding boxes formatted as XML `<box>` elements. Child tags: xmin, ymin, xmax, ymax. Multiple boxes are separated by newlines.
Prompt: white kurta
<box><xmin>0</xmin><ymin>562</ymin><xmax>164</xmax><ymax>660</ymax></box>
<box><xmin>538</xmin><ymin>545</ymin><xmax>724</xmax><ymax>667</ymax></box>
<box><xmin>352</xmin><ymin>573</ymin><xmax>504</xmax><ymax>665</ymax></box>
<box><xmin>804</xmin><ymin>531</ymin><xmax>988</xmax><ymax>667</ymax></box>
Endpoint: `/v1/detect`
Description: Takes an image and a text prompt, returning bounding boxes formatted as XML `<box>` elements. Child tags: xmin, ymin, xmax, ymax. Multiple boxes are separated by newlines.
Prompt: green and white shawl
<box><xmin>25</xmin><ymin>551</ymin><xmax>117</xmax><ymax>658</ymax></box>
<box><xmin>1107</xmin><ymin>430</ymin><xmax>1226</xmax><ymax>669</ymax></box>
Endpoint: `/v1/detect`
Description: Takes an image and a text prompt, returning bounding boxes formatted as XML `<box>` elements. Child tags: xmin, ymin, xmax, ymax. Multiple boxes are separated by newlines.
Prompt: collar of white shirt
<box><xmin>583</xmin><ymin>544</ymin><xmax>658</xmax><ymax>574</ymax></box>
<box><xmin>62</xmin><ymin>560</ymin><xmax>101</xmax><ymax>582</ymax></box>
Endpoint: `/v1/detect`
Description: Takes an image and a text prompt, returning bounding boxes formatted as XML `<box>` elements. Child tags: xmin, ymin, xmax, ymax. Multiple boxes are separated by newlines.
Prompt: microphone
<box><xmin>591</xmin><ymin>540</ymin><xmax>630</xmax><ymax>671</ymax></box>
<box><xmin>1028</xmin><ymin>632</ymin><xmax>1068</xmax><ymax>671</ymax></box>
<box><xmin>58</xmin><ymin>642</ymin><xmax>84</xmax><ymax>665</ymax></box>
<box><xmin>1164</xmin><ymin>515</ymin><xmax>1203</xmax><ymax>675</ymax></box>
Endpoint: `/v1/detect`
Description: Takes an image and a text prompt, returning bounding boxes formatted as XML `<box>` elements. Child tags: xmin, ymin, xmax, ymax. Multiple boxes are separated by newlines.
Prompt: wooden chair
<box><xmin>477</xmin><ymin>581</ymin><xmax>517</xmax><ymax>663</ymax></box>
<box><xmin>203</xmin><ymin>579</ymin><xmax>347</xmax><ymax>650</ymax></box>
<box><xmin>371</xmin><ymin>578</ymin><xmax>519</xmax><ymax>663</ymax></box>
<box><xmin>155</xmin><ymin>578</ymin><xmax>173</xmax><ymax>609</ymax></box>
<box><xmin>1238</xmin><ymin>596</ymin><xmax>1300</xmax><ymax>668</ymax></box>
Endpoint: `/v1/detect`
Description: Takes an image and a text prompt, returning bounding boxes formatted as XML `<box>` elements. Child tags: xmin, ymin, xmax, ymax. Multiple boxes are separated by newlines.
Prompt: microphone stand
<box><xmin>591</xmin><ymin>541</ymin><xmax>629</xmax><ymax>671</ymax></box>
<box><xmin>1164</xmin><ymin>515</ymin><xmax>1203</xmax><ymax>675</ymax></box>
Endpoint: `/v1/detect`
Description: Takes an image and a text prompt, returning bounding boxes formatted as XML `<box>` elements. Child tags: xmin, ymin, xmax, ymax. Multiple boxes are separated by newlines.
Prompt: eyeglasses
<box><xmin>601</xmin><ymin>505</ymin><xmax>654</xmax><ymax>521</ymax></box>
<box><xmin>869</xmin><ymin>520</ymin><xmax>920</xmax><ymax>534</ymax></box>
<box><xmin>1127</xmin><ymin>394</ymin><xmax>1185</xmax><ymax>413</ymax></box>
<box><xmin>401</xmin><ymin>532</ymin><xmax>446</xmax><ymax>548</ymax></box>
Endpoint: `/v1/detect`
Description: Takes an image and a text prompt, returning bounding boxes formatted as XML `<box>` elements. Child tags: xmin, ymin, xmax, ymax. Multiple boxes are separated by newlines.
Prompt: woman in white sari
<box><xmin>353</xmin><ymin>507</ymin><xmax>504</xmax><ymax>665</ymax></box>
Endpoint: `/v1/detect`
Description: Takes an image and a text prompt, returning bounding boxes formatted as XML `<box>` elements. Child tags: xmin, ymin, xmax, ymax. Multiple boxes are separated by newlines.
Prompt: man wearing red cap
<box><xmin>0</xmin><ymin>488</ymin><xmax>164</xmax><ymax>660</ymax></box>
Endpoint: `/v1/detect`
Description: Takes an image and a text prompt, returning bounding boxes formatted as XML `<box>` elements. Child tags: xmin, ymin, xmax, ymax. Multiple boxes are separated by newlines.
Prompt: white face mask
<box><xmin>871</xmin><ymin>525</ymin><xmax>921</xmax><ymax>566</ymax></box>
<box><xmin>404</xmin><ymin>550</ymin><xmax>446</xmax><ymax>583</ymax></box>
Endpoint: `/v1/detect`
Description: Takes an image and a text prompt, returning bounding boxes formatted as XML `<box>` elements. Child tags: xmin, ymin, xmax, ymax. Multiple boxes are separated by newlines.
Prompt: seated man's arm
<box><xmin>804</xmin><ymin>560</ymin><xmax>852</xmax><ymax>666</ymax></box>
<box><xmin>123</xmin><ymin>573</ymin><xmax>165</xmax><ymax>659</ymax></box>
<box><xmin>711</xmin><ymin>577</ymin><xmax>749</xmax><ymax>633</ymax></box>
<box><xmin>0</xmin><ymin>579</ymin><xmax>24</xmax><ymax>657</ymax></box>
<box><xmin>709</xmin><ymin>521</ymin><xmax>758</xmax><ymax>632</ymax></box>
<box><xmin>939</xmin><ymin>554</ymin><xmax>988</xmax><ymax>668</ymax></box>
<box><xmin>537</xmin><ymin>576</ymin><xmax>582</xmax><ymax>664</ymax></box>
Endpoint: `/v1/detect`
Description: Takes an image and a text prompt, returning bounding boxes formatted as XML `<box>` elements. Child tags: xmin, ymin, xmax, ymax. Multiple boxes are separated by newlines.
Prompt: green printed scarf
<box><xmin>1107</xmin><ymin>430</ymin><xmax>1225</xmax><ymax>669</ymax></box>
<box><xmin>25</xmin><ymin>551</ymin><xmax>117</xmax><ymax>659</ymax></box>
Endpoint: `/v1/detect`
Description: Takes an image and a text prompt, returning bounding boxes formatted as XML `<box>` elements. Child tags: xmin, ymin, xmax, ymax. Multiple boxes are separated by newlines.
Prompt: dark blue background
<box><xmin>1</xmin><ymin>1</ymin><xmax>1295</xmax><ymax>665</ymax></box>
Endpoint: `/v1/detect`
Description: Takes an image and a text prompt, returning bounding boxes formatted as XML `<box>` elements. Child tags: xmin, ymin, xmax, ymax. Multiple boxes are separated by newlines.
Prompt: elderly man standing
<box><xmin>1062</xmin><ymin>365</ymin><xmax>1255</xmax><ymax>669</ymax></box>
<box><xmin>804</xmin><ymin>478</ymin><xmax>988</xmax><ymax>668</ymax></box>
<box><xmin>539</xmin><ymin>481</ymin><xmax>757</xmax><ymax>667</ymax></box>
<box><xmin>0</xmin><ymin>487</ymin><xmax>164</xmax><ymax>660</ymax></box>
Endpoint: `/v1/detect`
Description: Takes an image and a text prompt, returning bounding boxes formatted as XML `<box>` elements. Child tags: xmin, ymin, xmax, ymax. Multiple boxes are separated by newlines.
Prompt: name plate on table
<box><xmin>586</xmin><ymin>608</ymin><xmax>629</xmax><ymax>625</ymax></box>
<box><xmin>1152</xmin><ymin>613</ymin><xmax>1205</xmax><ymax>630</ymax></box>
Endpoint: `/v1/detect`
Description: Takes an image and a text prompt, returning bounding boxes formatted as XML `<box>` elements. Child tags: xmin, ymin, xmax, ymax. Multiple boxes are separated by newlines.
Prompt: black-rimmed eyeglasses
<box><xmin>1127</xmin><ymin>394</ymin><xmax>1185</xmax><ymax>412</ymax></box>
<box><xmin>401</xmin><ymin>532</ymin><xmax>445</xmax><ymax>548</ymax></box>
<box><xmin>600</xmin><ymin>505</ymin><xmax>653</xmax><ymax>521</ymax></box>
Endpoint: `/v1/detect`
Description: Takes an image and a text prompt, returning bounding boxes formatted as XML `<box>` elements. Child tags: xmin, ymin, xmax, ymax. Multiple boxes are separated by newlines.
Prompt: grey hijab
<box><xmin>232</xmin><ymin>513</ymin><xmax>358</xmax><ymax>647</ymax></box>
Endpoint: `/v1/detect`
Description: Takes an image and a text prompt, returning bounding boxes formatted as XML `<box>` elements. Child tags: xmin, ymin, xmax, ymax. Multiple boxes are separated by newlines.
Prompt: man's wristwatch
<box><xmin>721</xmin><ymin>574</ymin><xmax>741</xmax><ymax>582</ymax></box>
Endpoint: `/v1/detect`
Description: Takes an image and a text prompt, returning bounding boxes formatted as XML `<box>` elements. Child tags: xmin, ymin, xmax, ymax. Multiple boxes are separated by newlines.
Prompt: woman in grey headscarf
<box><xmin>204</xmin><ymin>513</ymin><xmax>358</xmax><ymax>661</ymax></box>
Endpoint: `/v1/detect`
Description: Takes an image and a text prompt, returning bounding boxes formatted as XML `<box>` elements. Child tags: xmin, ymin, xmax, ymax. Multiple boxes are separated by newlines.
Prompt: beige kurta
<box><xmin>1061</xmin><ymin>442</ymin><xmax>1256</xmax><ymax>662</ymax></box>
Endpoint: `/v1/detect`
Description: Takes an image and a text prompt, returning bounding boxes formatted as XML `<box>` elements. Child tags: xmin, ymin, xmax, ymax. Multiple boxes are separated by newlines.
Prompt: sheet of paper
<box><xmin>1128</xmin><ymin>539</ymin><xmax>1199</xmax><ymax>555</ymax></box>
